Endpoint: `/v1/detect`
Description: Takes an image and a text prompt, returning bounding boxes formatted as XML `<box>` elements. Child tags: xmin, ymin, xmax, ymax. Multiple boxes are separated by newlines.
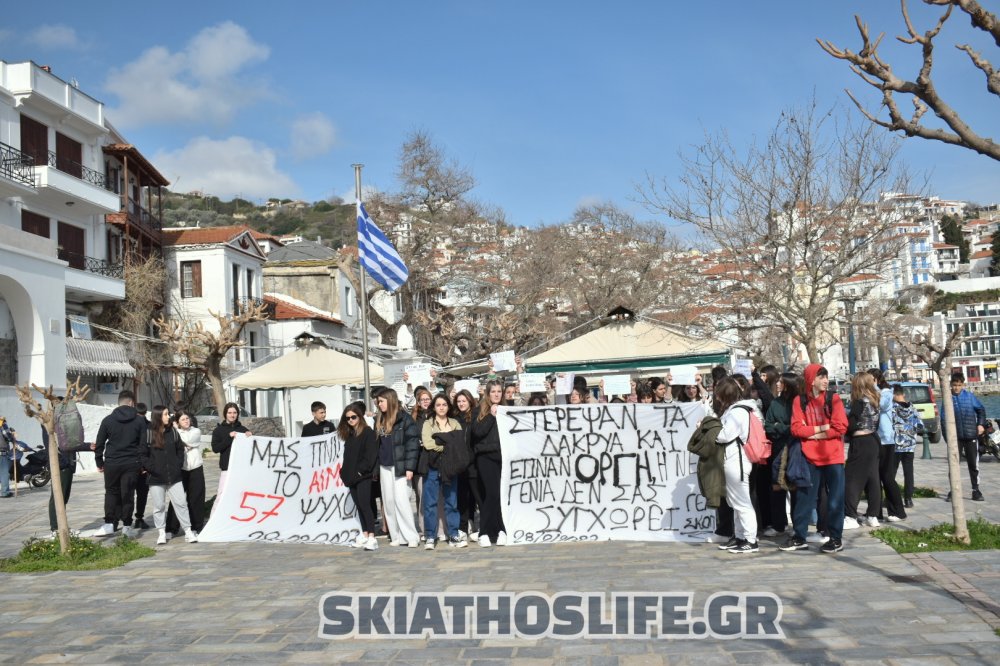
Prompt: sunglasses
<box><xmin>346</xmin><ymin>415</ymin><xmax>359</xmax><ymax>421</ymax></box>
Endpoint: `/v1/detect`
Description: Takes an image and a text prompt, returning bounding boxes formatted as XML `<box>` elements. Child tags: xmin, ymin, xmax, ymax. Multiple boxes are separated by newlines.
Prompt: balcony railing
<box><xmin>44</xmin><ymin>151</ymin><xmax>113</xmax><ymax>191</ymax></box>
<box><xmin>127</xmin><ymin>196</ymin><xmax>163</xmax><ymax>231</ymax></box>
<box><xmin>0</xmin><ymin>142</ymin><xmax>35</xmax><ymax>187</ymax></box>
<box><xmin>59</xmin><ymin>250</ymin><xmax>124</xmax><ymax>279</ymax></box>
<box><xmin>233</xmin><ymin>296</ymin><xmax>274</xmax><ymax>317</ymax></box>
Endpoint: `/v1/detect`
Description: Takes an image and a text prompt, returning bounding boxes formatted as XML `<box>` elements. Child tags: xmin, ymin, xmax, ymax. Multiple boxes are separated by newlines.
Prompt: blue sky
<box><xmin>2</xmin><ymin>1</ymin><xmax>998</xmax><ymax>228</ymax></box>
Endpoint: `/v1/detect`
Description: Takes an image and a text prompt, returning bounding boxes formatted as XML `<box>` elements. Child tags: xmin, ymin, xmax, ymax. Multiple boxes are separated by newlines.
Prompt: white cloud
<box><xmin>104</xmin><ymin>22</ymin><xmax>269</xmax><ymax>128</ymax></box>
<box><xmin>290</xmin><ymin>113</ymin><xmax>337</xmax><ymax>160</ymax></box>
<box><xmin>154</xmin><ymin>136</ymin><xmax>298</xmax><ymax>200</ymax></box>
<box><xmin>27</xmin><ymin>24</ymin><xmax>82</xmax><ymax>50</ymax></box>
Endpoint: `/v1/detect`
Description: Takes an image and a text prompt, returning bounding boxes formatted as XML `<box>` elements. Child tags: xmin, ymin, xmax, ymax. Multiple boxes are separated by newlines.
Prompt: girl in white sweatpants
<box><xmin>716</xmin><ymin>395</ymin><xmax>759</xmax><ymax>548</ymax></box>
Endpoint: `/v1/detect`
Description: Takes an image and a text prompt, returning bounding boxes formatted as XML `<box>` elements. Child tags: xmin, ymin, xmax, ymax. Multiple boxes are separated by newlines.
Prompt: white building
<box><xmin>0</xmin><ymin>60</ymin><xmax>150</xmax><ymax>433</ymax></box>
<box><xmin>161</xmin><ymin>225</ymin><xmax>273</xmax><ymax>416</ymax></box>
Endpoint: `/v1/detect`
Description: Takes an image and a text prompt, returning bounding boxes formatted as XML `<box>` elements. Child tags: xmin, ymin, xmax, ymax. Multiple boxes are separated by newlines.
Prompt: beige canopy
<box><xmin>232</xmin><ymin>345</ymin><xmax>384</xmax><ymax>389</ymax></box>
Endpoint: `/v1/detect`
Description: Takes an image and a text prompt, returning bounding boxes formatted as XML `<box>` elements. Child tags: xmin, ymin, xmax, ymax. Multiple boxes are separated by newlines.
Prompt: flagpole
<box><xmin>353</xmin><ymin>164</ymin><xmax>373</xmax><ymax>410</ymax></box>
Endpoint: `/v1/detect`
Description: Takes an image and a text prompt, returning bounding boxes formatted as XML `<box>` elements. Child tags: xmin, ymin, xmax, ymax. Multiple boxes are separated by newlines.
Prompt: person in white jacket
<box><xmin>166</xmin><ymin>410</ymin><xmax>206</xmax><ymax>538</ymax></box>
<box><xmin>714</xmin><ymin>377</ymin><xmax>760</xmax><ymax>554</ymax></box>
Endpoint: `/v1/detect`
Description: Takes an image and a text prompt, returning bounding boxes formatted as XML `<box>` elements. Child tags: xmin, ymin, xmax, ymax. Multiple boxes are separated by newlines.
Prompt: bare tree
<box><xmin>888</xmin><ymin>314</ymin><xmax>971</xmax><ymax>543</ymax></box>
<box><xmin>155</xmin><ymin>301</ymin><xmax>269</xmax><ymax>414</ymax></box>
<box><xmin>640</xmin><ymin>103</ymin><xmax>910</xmax><ymax>362</ymax></box>
<box><xmin>15</xmin><ymin>378</ymin><xmax>90</xmax><ymax>553</ymax></box>
<box><xmin>819</xmin><ymin>0</ymin><xmax>1000</xmax><ymax>161</ymax></box>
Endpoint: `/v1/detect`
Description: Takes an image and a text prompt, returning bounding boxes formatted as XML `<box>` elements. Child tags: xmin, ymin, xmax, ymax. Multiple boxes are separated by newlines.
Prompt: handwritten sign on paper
<box><xmin>518</xmin><ymin>373</ymin><xmax>548</xmax><ymax>393</ymax></box>
<box><xmin>490</xmin><ymin>350</ymin><xmax>517</xmax><ymax>373</ymax></box>
<box><xmin>601</xmin><ymin>374</ymin><xmax>632</xmax><ymax>396</ymax></box>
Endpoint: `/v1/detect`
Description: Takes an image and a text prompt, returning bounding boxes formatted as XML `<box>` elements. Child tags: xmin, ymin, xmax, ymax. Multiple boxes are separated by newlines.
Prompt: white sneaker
<box><xmin>865</xmin><ymin>516</ymin><xmax>880</xmax><ymax>528</ymax></box>
<box><xmin>351</xmin><ymin>534</ymin><xmax>367</xmax><ymax>549</ymax></box>
<box><xmin>390</xmin><ymin>540</ymin><xmax>405</xmax><ymax>547</ymax></box>
<box><xmin>805</xmin><ymin>532</ymin><xmax>830</xmax><ymax>544</ymax></box>
<box><xmin>407</xmin><ymin>541</ymin><xmax>419</xmax><ymax>548</ymax></box>
<box><xmin>469</xmin><ymin>531</ymin><xmax>479</xmax><ymax>541</ymax></box>
<box><xmin>121</xmin><ymin>526</ymin><xmax>136</xmax><ymax>539</ymax></box>
<box><xmin>843</xmin><ymin>517</ymin><xmax>861</xmax><ymax>530</ymax></box>
<box><xmin>424</xmin><ymin>539</ymin><xmax>435</xmax><ymax>551</ymax></box>
<box><xmin>704</xmin><ymin>533</ymin><xmax>728</xmax><ymax>543</ymax></box>
<box><xmin>458</xmin><ymin>530</ymin><xmax>468</xmax><ymax>541</ymax></box>
<box><xmin>762</xmin><ymin>527</ymin><xmax>779</xmax><ymax>537</ymax></box>
<box><xmin>93</xmin><ymin>523</ymin><xmax>116</xmax><ymax>537</ymax></box>
<box><xmin>479</xmin><ymin>535</ymin><xmax>492</xmax><ymax>548</ymax></box>
<box><xmin>497</xmin><ymin>531</ymin><xmax>508</xmax><ymax>546</ymax></box>
<box><xmin>887</xmin><ymin>515</ymin><xmax>902</xmax><ymax>523</ymax></box>
<box><xmin>185</xmin><ymin>531</ymin><xmax>198</xmax><ymax>543</ymax></box>
<box><xmin>364</xmin><ymin>536</ymin><xmax>379</xmax><ymax>551</ymax></box>
<box><xmin>156</xmin><ymin>530</ymin><xmax>167</xmax><ymax>545</ymax></box>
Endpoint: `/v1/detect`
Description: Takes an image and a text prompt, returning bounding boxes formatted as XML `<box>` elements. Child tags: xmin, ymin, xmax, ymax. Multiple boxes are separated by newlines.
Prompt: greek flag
<box><xmin>357</xmin><ymin>201</ymin><xmax>408</xmax><ymax>292</ymax></box>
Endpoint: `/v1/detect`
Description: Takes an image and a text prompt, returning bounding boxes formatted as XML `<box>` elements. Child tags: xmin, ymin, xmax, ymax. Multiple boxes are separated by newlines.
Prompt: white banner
<box><xmin>498</xmin><ymin>403</ymin><xmax>713</xmax><ymax>544</ymax></box>
<box><xmin>198</xmin><ymin>433</ymin><xmax>361</xmax><ymax>545</ymax></box>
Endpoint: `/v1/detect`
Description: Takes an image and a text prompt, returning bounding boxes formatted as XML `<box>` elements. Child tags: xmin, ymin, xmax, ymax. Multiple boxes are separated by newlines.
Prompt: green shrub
<box><xmin>0</xmin><ymin>535</ymin><xmax>155</xmax><ymax>573</ymax></box>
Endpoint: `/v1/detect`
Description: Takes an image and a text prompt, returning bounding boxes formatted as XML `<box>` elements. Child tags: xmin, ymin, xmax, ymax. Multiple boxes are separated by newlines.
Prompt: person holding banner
<box><xmin>470</xmin><ymin>380</ymin><xmax>507</xmax><ymax>547</ymax></box>
<box><xmin>420</xmin><ymin>395</ymin><xmax>467</xmax><ymax>549</ymax></box>
<box><xmin>338</xmin><ymin>404</ymin><xmax>379</xmax><ymax>551</ymax></box>
<box><xmin>714</xmin><ymin>377</ymin><xmax>760</xmax><ymax>554</ymax></box>
<box><xmin>143</xmin><ymin>406</ymin><xmax>196</xmax><ymax>545</ymax></box>
<box><xmin>375</xmin><ymin>389</ymin><xmax>421</xmax><ymax>547</ymax></box>
<box><xmin>211</xmin><ymin>403</ymin><xmax>252</xmax><ymax>507</ymax></box>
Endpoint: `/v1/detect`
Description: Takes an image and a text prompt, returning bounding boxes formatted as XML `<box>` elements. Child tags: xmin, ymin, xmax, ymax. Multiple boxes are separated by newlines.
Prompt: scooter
<box><xmin>8</xmin><ymin>441</ymin><xmax>51</xmax><ymax>489</ymax></box>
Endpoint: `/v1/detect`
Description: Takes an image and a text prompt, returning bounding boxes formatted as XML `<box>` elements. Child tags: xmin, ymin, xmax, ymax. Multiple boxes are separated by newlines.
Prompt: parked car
<box><xmin>196</xmin><ymin>405</ymin><xmax>251</xmax><ymax>418</ymax></box>
<box><xmin>897</xmin><ymin>381</ymin><xmax>940</xmax><ymax>443</ymax></box>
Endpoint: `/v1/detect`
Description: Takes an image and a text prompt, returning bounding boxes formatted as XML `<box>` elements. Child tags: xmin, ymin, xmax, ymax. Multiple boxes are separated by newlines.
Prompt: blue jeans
<box><xmin>792</xmin><ymin>461</ymin><xmax>845</xmax><ymax>541</ymax></box>
<box><xmin>0</xmin><ymin>453</ymin><xmax>10</xmax><ymax>495</ymax></box>
<box><xmin>422</xmin><ymin>468</ymin><xmax>459</xmax><ymax>540</ymax></box>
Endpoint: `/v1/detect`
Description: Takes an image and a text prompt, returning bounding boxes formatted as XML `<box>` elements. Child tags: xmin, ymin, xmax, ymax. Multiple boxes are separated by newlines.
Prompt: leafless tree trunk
<box><xmin>155</xmin><ymin>300</ymin><xmax>269</xmax><ymax>414</ymax></box>
<box><xmin>890</xmin><ymin>315</ymin><xmax>970</xmax><ymax>543</ymax></box>
<box><xmin>819</xmin><ymin>0</ymin><xmax>1000</xmax><ymax>161</ymax></box>
<box><xmin>15</xmin><ymin>378</ymin><xmax>91</xmax><ymax>554</ymax></box>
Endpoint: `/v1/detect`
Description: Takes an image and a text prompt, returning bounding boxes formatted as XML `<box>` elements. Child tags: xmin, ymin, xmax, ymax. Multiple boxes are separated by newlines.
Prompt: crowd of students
<box><xmin>36</xmin><ymin>362</ymin><xmax>984</xmax><ymax>552</ymax></box>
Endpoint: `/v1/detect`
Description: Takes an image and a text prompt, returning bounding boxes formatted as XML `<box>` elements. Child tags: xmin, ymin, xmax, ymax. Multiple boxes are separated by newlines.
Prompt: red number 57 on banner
<box><xmin>230</xmin><ymin>491</ymin><xmax>285</xmax><ymax>523</ymax></box>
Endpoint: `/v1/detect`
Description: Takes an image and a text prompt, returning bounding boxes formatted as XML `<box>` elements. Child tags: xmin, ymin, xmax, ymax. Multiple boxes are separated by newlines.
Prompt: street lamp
<box><xmin>840</xmin><ymin>297</ymin><xmax>859</xmax><ymax>376</ymax></box>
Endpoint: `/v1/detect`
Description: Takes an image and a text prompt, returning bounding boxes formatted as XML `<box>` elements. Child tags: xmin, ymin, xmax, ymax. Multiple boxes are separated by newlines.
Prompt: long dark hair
<box><xmin>712</xmin><ymin>377</ymin><xmax>743</xmax><ymax>415</ymax></box>
<box><xmin>868</xmin><ymin>368</ymin><xmax>889</xmax><ymax>390</ymax></box>
<box><xmin>452</xmin><ymin>389</ymin><xmax>477</xmax><ymax>423</ymax></box>
<box><xmin>222</xmin><ymin>402</ymin><xmax>240</xmax><ymax>423</ymax></box>
<box><xmin>337</xmin><ymin>404</ymin><xmax>368</xmax><ymax>441</ymax></box>
<box><xmin>151</xmin><ymin>404</ymin><xmax>170</xmax><ymax>449</ymax></box>
<box><xmin>777</xmin><ymin>372</ymin><xmax>801</xmax><ymax>405</ymax></box>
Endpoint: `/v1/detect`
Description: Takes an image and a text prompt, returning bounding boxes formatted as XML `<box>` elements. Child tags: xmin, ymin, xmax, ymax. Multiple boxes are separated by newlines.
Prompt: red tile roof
<box><xmin>932</xmin><ymin>242</ymin><xmax>958</xmax><ymax>249</ymax></box>
<box><xmin>163</xmin><ymin>225</ymin><xmax>260</xmax><ymax>246</ymax></box>
<box><xmin>838</xmin><ymin>273</ymin><xmax>880</xmax><ymax>284</ymax></box>
<box><xmin>970</xmin><ymin>249</ymin><xmax>992</xmax><ymax>260</ymax></box>
<box><xmin>263</xmin><ymin>294</ymin><xmax>343</xmax><ymax>324</ymax></box>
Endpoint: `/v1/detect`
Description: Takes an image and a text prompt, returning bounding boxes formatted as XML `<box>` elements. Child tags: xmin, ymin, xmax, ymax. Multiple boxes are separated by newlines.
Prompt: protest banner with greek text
<box><xmin>198</xmin><ymin>433</ymin><xmax>361</xmax><ymax>545</ymax></box>
<box><xmin>497</xmin><ymin>403</ymin><xmax>713</xmax><ymax>544</ymax></box>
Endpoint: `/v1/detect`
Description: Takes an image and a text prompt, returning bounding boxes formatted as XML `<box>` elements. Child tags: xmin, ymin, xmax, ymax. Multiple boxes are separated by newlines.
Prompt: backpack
<box><xmin>732</xmin><ymin>405</ymin><xmax>772</xmax><ymax>465</ymax></box>
<box><xmin>53</xmin><ymin>400</ymin><xmax>85</xmax><ymax>454</ymax></box>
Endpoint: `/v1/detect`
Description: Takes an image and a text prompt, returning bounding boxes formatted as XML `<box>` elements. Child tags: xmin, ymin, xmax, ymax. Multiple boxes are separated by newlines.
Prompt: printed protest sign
<box><xmin>454</xmin><ymin>379</ymin><xmax>481</xmax><ymax>395</ymax></box>
<box><xmin>519</xmin><ymin>373</ymin><xmax>548</xmax><ymax>393</ymax></box>
<box><xmin>671</xmin><ymin>365</ymin><xmax>698</xmax><ymax>386</ymax></box>
<box><xmin>554</xmin><ymin>373</ymin><xmax>576</xmax><ymax>395</ymax></box>
<box><xmin>601</xmin><ymin>374</ymin><xmax>631</xmax><ymax>396</ymax></box>
<box><xmin>198</xmin><ymin>433</ymin><xmax>361</xmax><ymax>545</ymax></box>
<box><xmin>497</xmin><ymin>402</ymin><xmax>713</xmax><ymax>544</ymax></box>
<box><xmin>405</xmin><ymin>363</ymin><xmax>433</xmax><ymax>386</ymax></box>
<box><xmin>733</xmin><ymin>358</ymin><xmax>752</xmax><ymax>378</ymax></box>
<box><xmin>490</xmin><ymin>350</ymin><xmax>517</xmax><ymax>373</ymax></box>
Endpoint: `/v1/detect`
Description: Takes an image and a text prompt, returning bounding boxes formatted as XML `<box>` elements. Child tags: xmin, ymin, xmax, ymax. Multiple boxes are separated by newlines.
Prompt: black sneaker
<box><xmin>821</xmin><ymin>538</ymin><xmax>843</xmax><ymax>553</ymax></box>
<box><xmin>904</xmin><ymin>499</ymin><xmax>914</xmax><ymax>508</ymax></box>
<box><xmin>972</xmin><ymin>489</ymin><xmax>985</xmax><ymax>502</ymax></box>
<box><xmin>778</xmin><ymin>536</ymin><xmax>809</xmax><ymax>551</ymax></box>
<box><xmin>729</xmin><ymin>541</ymin><xmax>759</xmax><ymax>554</ymax></box>
<box><xmin>717</xmin><ymin>537</ymin><xmax>739</xmax><ymax>551</ymax></box>
<box><xmin>945</xmin><ymin>491</ymin><xmax>952</xmax><ymax>502</ymax></box>
<box><xmin>135</xmin><ymin>518</ymin><xmax>150</xmax><ymax>530</ymax></box>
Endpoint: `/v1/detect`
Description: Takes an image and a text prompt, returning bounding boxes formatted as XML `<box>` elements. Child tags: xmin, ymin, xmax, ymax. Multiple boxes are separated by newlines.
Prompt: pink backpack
<box><xmin>733</xmin><ymin>405</ymin><xmax>772</xmax><ymax>465</ymax></box>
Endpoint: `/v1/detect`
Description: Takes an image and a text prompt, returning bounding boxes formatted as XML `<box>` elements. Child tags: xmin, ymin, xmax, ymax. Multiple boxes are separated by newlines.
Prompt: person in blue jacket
<box><xmin>942</xmin><ymin>372</ymin><xmax>986</xmax><ymax>502</ymax></box>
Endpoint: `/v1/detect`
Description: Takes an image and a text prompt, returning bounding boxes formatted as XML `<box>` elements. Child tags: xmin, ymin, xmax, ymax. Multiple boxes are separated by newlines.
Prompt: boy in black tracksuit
<box><xmin>94</xmin><ymin>390</ymin><xmax>147</xmax><ymax>536</ymax></box>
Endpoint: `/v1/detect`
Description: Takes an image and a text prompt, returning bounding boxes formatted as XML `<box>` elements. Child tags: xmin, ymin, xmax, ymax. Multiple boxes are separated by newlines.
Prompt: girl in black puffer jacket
<box><xmin>374</xmin><ymin>389</ymin><xmax>421</xmax><ymax>547</ymax></box>
<box><xmin>143</xmin><ymin>406</ymin><xmax>196</xmax><ymax>545</ymax></box>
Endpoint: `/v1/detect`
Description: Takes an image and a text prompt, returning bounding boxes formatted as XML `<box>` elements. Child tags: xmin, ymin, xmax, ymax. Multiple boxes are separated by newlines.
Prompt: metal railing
<box><xmin>59</xmin><ymin>250</ymin><xmax>124</xmax><ymax>279</ymax></box>
<box><xmin>0</xmin><ymin>142</ymin><xmax>35</xmax><ymax>187</ymax></box>
<box><xmin>44</xmin><ymin>150</ymin><xmax>113</xmax><ymax>191</ymax></box>
<box><xmin>127</xmin><ymin>196</ymin><xmax>163</xmax><ymax>231</ymax></box>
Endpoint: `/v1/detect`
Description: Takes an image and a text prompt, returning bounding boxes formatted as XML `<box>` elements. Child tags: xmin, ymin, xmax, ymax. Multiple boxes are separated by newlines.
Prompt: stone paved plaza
<box><xmin>1</xmin><ymin>450</ymin><xmax>999</xmax><ymax>664</ymax></box>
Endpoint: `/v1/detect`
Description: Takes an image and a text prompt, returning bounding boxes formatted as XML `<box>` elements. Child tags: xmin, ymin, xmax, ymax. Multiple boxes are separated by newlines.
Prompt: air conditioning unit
<box><xmin>97</xmin><ymin>382</ymin><xmax>117</xmax><ymax>393</ymax></box>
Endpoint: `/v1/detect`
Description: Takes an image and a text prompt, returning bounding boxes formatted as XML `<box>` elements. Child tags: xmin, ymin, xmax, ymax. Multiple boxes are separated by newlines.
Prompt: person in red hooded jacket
<box><xmin>781</xmin><ymin>364</ymin><xmax>849</xmax><ymax>554</ymax></box>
